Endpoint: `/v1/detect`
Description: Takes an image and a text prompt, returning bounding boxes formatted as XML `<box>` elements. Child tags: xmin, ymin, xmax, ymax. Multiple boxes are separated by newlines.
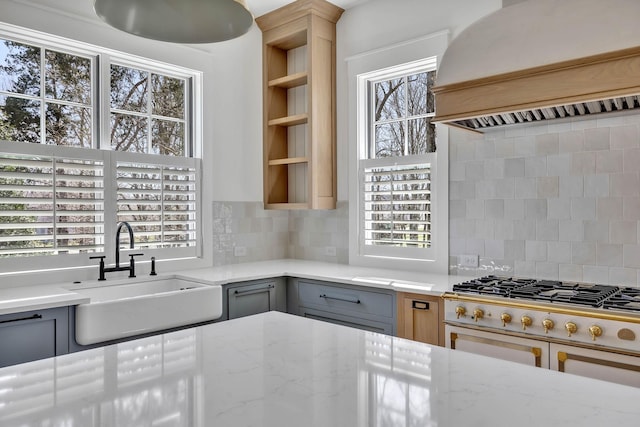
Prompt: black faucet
<box><xmin>90</xmin><ymin>221</ymin><xmax>143</xmax><ymax>280</ymax></box>
<box><xmin>113</xmin><ymin>221</ymin><xmax>134</xmax><ymax>269</ymax></box>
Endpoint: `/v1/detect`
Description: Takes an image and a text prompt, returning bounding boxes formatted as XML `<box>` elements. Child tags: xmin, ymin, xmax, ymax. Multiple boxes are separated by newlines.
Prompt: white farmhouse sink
<box><xmin>72</xmin><ymin>277</ymin><xmax>222</xmax><ymax>345</ymax></box>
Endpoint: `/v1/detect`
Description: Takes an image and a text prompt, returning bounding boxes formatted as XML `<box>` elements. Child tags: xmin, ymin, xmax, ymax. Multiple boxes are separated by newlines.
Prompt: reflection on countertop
<box><xmin>1</xmin><ymin>312</ymin><xmax>638</xmax><ymax>427</ymax></box>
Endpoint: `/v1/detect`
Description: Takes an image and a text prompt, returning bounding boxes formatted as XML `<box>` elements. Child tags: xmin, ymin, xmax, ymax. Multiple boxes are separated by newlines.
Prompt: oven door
<box><xmin>446</xmin><ymin>324</ymin><xmax>549</xmax><ymax>368</ymax></box>
<box><xmin>549</xmin><ymin>343</ymin><xmax>640</xmax><ymax>388</ymax></box>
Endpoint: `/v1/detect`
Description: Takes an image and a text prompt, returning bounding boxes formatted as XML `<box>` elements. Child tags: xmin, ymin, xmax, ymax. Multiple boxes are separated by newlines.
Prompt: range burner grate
<box><xmin>603</xmin><ymin>287</ymin><xmax>640</xmax><ymax>311</ymax></box>
<box><xmin>452</xmin><ymin>276</ymin><xmax>535</xmax><ymax>297</ymax></box>
<box><xmin>509</xmin><ymin>281</ymin><xmax>619</xmax><ymax>307</ymax></box>
<box><xmin>453</xmin><ymin>276</ymin><xmax>624</xmax><ymax>308</ymax></box>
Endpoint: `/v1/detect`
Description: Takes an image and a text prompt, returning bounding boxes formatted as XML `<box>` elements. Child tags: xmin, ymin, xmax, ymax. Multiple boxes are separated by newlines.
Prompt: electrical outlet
<box><xmin>234</xmin><ymin>246</ymin><xmax>247</xmax><ymax>257</ymax></box>
<box><xmin>459</xmin><ymin>254</ymin><xmax>479</xmax><ymax>268</ymax></box>
<box><xmin>324</xmin><ymin>246</ymin><xmax>337</xmax><ymax>256</ymax></box>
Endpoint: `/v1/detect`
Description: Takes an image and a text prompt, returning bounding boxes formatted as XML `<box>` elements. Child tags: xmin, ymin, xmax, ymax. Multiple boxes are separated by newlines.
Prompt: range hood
<box><xmin>432</xmin><ymin>0</ymin><xmax>640</xmax><ymax>131</ymax></box>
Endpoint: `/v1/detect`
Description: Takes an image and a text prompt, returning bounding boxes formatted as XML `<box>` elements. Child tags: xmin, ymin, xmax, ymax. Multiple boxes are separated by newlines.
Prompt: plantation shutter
<box><xmin>116</xmin><ymin>156</ymin><xmax>197</xmax><ymax>250</ymax></box>
<box><xmin>361</xmin><ymin>157</ymin><xmax>434</xmax><ymax>258</ymax></box>
<box><xmin>0</xmin><ymin>151</ymin><xmax>104</xmax><ymax>257</ymax></box>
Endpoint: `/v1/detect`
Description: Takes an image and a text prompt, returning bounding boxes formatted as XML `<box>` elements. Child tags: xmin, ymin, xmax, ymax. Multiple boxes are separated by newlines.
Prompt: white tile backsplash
<box><xmin>559</xmin><ymin>176</ymin><xmax>583</xmax><ymax>198</ymax></box>
<box><xmin>583</xmin><ymin>175</ymin><xmax>609</xmax><ymax>198</ymax></box>
<box><xmin>610</xmin><ymin>173</ymin><xmax>640</xmax><ymax>197</ymax></box>
<box><xmin>450</xmin><ymin>115</ymin><xmax>640</xmax><ymax>286</ymax></box>
<box><xmin>525</xmin><ymin>156</ymin><xmax>547</xmax><ymax>177</ymax></box>
<box><xmin>537</xmin><ymin>176</ymin><xmax>559</xmax><ymax>198</ymax></box>
<box><xmin>571</xmin><ymin>151</ymin><xmax>596</xmax><ymax>175</ymax></box>
<box><xmin>212</xmin><ymin>201</ymin><xmax>348</xmax><ymax>266</ymax></box>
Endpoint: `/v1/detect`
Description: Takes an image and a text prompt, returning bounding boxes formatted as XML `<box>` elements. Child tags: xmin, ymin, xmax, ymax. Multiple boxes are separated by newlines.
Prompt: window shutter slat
<box><xmin>0</xmin><ymin>153</ymin><xmax>104</xmax><ymax>257</ymax></box>
<box><xmin>117</xmin><ymin>160</ymin><xmax>197</xmax><ymax>250</ymax></box>
<box><xmin>363</xmin><ymin>162</ymin><xmax>432</xmax><ymax>249</ymax></box>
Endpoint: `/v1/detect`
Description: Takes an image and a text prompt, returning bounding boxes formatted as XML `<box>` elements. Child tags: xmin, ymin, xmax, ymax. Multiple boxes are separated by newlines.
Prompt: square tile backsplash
<box><xmin>449</xmin><ymin>113</ymin><xmax>640</xmax><ymax>287</ymax></box>
<box><xmin>211</xmin><ymin>201</ymin><xmax>348</xmax><ymax>266</ymax></box>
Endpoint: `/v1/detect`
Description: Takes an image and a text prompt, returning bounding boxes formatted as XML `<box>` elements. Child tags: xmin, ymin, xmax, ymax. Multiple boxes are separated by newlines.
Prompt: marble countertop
<box><xmin>0</xmin><ymin>284</ymin><xmax>89</xmax><ymax>316</ymax></box>
<box><xmin>0</xmin><ymin>311</ymin><xmax>637</xmax><ymax>427</ymax></box>
<box><xmin>173</xmin><ymin>259</ymin><xmax>461</xmax><ymax>294</ymax></box>
<box><xmin>0</xmin><ymin>259</ymin><xmax>464</xmax><ymax>315</ymax></box>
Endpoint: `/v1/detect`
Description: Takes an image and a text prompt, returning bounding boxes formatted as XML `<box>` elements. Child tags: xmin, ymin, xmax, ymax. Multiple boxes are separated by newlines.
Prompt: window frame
<box><xmin>347</xmin><ymin>32</ymin><xmax>449</xmax><ymax>274</ymax></box>
<box><xmin>0</xmin><ymin>23</ymin><xmax>203</xmax><ymax>274</ymax></box>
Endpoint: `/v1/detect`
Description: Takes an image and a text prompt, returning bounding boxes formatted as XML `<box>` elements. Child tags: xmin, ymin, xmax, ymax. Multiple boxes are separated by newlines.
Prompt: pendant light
<box><xmin>94</xmin><ymin>0</ymin><xmax>253</xmax><ymax>43</ymax></box>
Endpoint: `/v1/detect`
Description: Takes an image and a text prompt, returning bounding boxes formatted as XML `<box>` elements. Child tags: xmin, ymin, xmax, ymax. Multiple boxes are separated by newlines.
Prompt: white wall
<box><xmin>335</xmin><ymin>0</ymin><xmax>502</xmax><ymax>200</ymax></box>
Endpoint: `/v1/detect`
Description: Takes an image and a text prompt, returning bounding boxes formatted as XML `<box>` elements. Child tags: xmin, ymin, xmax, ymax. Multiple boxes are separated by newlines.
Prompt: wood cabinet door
<box><xmin>397</xmin><ymin>293</ymin><xmax>440</xmax><ymax>346</ymax></box>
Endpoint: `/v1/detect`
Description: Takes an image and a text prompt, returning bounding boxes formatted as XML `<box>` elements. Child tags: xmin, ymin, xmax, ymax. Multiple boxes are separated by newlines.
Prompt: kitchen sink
<box><xmin>71</xmin><ymin>276</ymin><xmax>222</xmax><ymax>345</ymax></box>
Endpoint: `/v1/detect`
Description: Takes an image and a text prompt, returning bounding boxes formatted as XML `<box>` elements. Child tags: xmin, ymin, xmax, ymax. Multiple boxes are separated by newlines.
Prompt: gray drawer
<box><xmin>298</xmin><ymin>281</ymin><xmax>393</xmax><ymax>319</ymax></box>
<box><xmin>300</xmin><ymin>307</ymin><xmax>393</xmax><ymax>335</ymax></box>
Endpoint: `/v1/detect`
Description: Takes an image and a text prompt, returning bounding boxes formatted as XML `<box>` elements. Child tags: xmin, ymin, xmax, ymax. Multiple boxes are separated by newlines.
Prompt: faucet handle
<box><xmin>150</xmin><ymin>256</ymin><xmax>157</xmax><ymax>276</ymax></box>
<box><xmin>128</xmin><ymin>253</ymin><xmax>144</xmax><ymax>278</ymax></box>
<box><xmin>89</xmin><ymin>255</ymin><xmax>106</xmax><ymax>281</ymax></box>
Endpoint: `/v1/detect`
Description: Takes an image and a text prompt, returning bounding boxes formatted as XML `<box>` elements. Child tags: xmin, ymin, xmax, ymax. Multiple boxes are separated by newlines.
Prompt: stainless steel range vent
<box><xmin>432</xmin><ymin>0</ymin><xmax>640</xmax><ymax>132</ymax></box>
<box><xmin>455</xmin><ymin>95</ymin><xmax>640</xmax><ymax>131</ymax></box>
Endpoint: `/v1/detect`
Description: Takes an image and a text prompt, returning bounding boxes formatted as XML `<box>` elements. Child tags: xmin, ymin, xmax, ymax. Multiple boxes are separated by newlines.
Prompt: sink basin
<box><xmin>72</xmin><ymin>277</ymin><xmax>222</xmax><ymax>345</ymax></box>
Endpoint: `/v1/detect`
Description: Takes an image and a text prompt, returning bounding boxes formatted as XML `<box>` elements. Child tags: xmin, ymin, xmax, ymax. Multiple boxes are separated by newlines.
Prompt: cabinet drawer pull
<box><xmin>319</xmin><ymin>294</ymin><xmax>361</xmax><ymax>304</ymax></box>
<box><xmin>412</xmin><ymin>301</ymin><xmax>430</xmax><ymax>310</ymax></box>
<box><xmin>234</xmin><ymin>285</ymin><xmax>274</xmax><ymax>296</ymax></box>
<box><xmin>0</xmin><ymin>314</ymin><xmax>43</xmax><ymax>324</ymax></box>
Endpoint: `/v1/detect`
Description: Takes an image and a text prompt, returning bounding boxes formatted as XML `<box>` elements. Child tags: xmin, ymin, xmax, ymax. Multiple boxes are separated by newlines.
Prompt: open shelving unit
<box><xmin>256</xmin><ymin>0</ymin><xmax>343</xmax><ymax>210</ymax></box>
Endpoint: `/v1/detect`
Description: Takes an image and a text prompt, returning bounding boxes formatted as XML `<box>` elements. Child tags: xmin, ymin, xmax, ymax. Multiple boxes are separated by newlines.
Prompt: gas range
<box><xmin>444</xmin><ymin>276</ymin><xmax>640</xmax><ymax>353</ymax></box>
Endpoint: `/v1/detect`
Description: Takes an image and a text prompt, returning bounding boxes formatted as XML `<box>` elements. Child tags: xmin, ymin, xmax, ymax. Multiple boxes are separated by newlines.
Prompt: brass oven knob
<box><xmin>500</xmin><ymin>313</ymin><xmax>512</xmax><ymax>327</ymax></box>
<box><xmin>589</xmin><ymin>325</ymin><xmax>603</xmax><ymax>341</ymax></box>
<box><xmin>521</xmin><ymin>315</ymin><xmax>532</xmax><ymax>330</ymax></box>
<box><xmin>473</xmin><ymin>308</ymin><xmax>485</xmax><ymax>322</ymax></box>
<box><xmin>565</xmin><ymin>322</ymin><xmax>577</xmax><ymax>337</ymax></box>
<box><xmin>455</xmin><ymin>306</ymin><xmax>466</xmax><ymax>319</ymax></box>
<box><xmin>542</xmin><ymin>319</ymin><xmax>554</xmax><ymax>334</ymax></box>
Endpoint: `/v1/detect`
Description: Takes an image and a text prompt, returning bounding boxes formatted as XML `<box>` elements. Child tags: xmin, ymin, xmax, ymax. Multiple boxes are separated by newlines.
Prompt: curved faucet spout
<box><xmin>115</xmin><ymin>221</ymin><xmax>134</xmax><ymax>267</ymax></box>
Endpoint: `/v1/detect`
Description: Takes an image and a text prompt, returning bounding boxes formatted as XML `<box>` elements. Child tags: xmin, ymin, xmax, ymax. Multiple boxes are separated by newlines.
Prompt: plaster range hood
<box><xmin>432</xmin><ymin>0</ymin><xmax>640</xmax><ymax>132</ymax></box>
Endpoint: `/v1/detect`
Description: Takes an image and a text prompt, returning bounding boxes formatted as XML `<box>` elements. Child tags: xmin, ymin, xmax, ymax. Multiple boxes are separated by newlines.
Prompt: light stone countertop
<box><xmin>0</xmin><ymin>311</ymin><xmax>637</xmax><ymax>427</ymax></box>
<box><xmin>0</xmin><ymin>259</ymin><xmax>467</xmax><ymax>315</ymax></box>
<box><xmin>0</xmin><ymin>285</ymin><xmax>89</xmax><ymax>315</ymax></box>
<box><xmin>172</xmin><ymin>259</ymin><xmax>463</xmax><ymax>294</ymax></box>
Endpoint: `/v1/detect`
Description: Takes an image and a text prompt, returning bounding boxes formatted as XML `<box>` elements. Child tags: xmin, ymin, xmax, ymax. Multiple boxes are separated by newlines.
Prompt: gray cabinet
<box><xmin>0</xmin><ymin>306</ymin><xmax>69</xmax><ymax>368</ymax></box>
<box><xmin>288</xmin><ymin>278</ymin><xmax>396</xmax><ymax>335</ymax></box>
<box><xmin>224</xmin><ymin>278</ymin><xmax>286</xmax><ymax>320</ymax></box>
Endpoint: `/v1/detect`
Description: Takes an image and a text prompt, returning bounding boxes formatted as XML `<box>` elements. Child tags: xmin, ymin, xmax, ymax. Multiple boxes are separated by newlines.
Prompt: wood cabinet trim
<box><xmin>433</xmin><ymin>46</ymin><xmax>640</xmax><ymax>123</ymax></box>
<box><xmin>258</xmin><ymin>0</ymin><xmax>340</xmax><ymax>209</ymax></box>
<box><xmin>256</xmin><ymin>0</ymin><xmax>344</xmax><ymax>31</ymax></box>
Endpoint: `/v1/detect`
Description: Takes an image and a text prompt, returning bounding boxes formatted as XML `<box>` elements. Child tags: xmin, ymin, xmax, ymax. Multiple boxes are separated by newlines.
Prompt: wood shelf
<box><xmin>268</xmin><ymin>72</ymin><xmax>308</xmax><ymax>89</ymax></box>
<box><xmin>257</xmin><ymin>0</ymin><xmax>343</xmax><ymax>210</ymax></box>
<box><xmin>267</xmin><ymin>113</ymin><xmax>308</xmax><ymax>127</ymax></box>
<box><xmin>264</xmin><ymin>202</ymin><xmax>309</xmax><ymax>210</ymax></box>
<box><xmin>268</xmin><ymin>157</ymin><xmax>308</xmax><ymax>166</ymax></box>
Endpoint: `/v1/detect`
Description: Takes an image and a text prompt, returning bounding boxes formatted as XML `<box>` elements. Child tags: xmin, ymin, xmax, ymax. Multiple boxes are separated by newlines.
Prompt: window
<box><xmin>354</xmin><ymin>56</ymin><xmax>446</xmax><ymax>269</ymax></box>
<box><xmin>0</xmin><ymin>41</ymin><xmax>93</xmax><ymax>147</ymax></box>
<box><xmin>364</xmin><ymin>67</ymin><xmax>436</xmax><ymax>254</ymax></box>
<box><xmin>0</xmin><ymin>26</ymin><xmax>201</xmax><ymax>271</ymax></box>
<box><xmin>110</xmin><ymin>64</ymin><xmax>187</xmax><ymax>156</ymax></box>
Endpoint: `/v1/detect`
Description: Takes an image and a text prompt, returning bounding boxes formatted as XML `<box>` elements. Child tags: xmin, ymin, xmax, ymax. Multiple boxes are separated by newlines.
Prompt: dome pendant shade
<box><xmin>94</xmin><ymin>0</ymin><xmax>254</xmax><ymax>43</ymax></box>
